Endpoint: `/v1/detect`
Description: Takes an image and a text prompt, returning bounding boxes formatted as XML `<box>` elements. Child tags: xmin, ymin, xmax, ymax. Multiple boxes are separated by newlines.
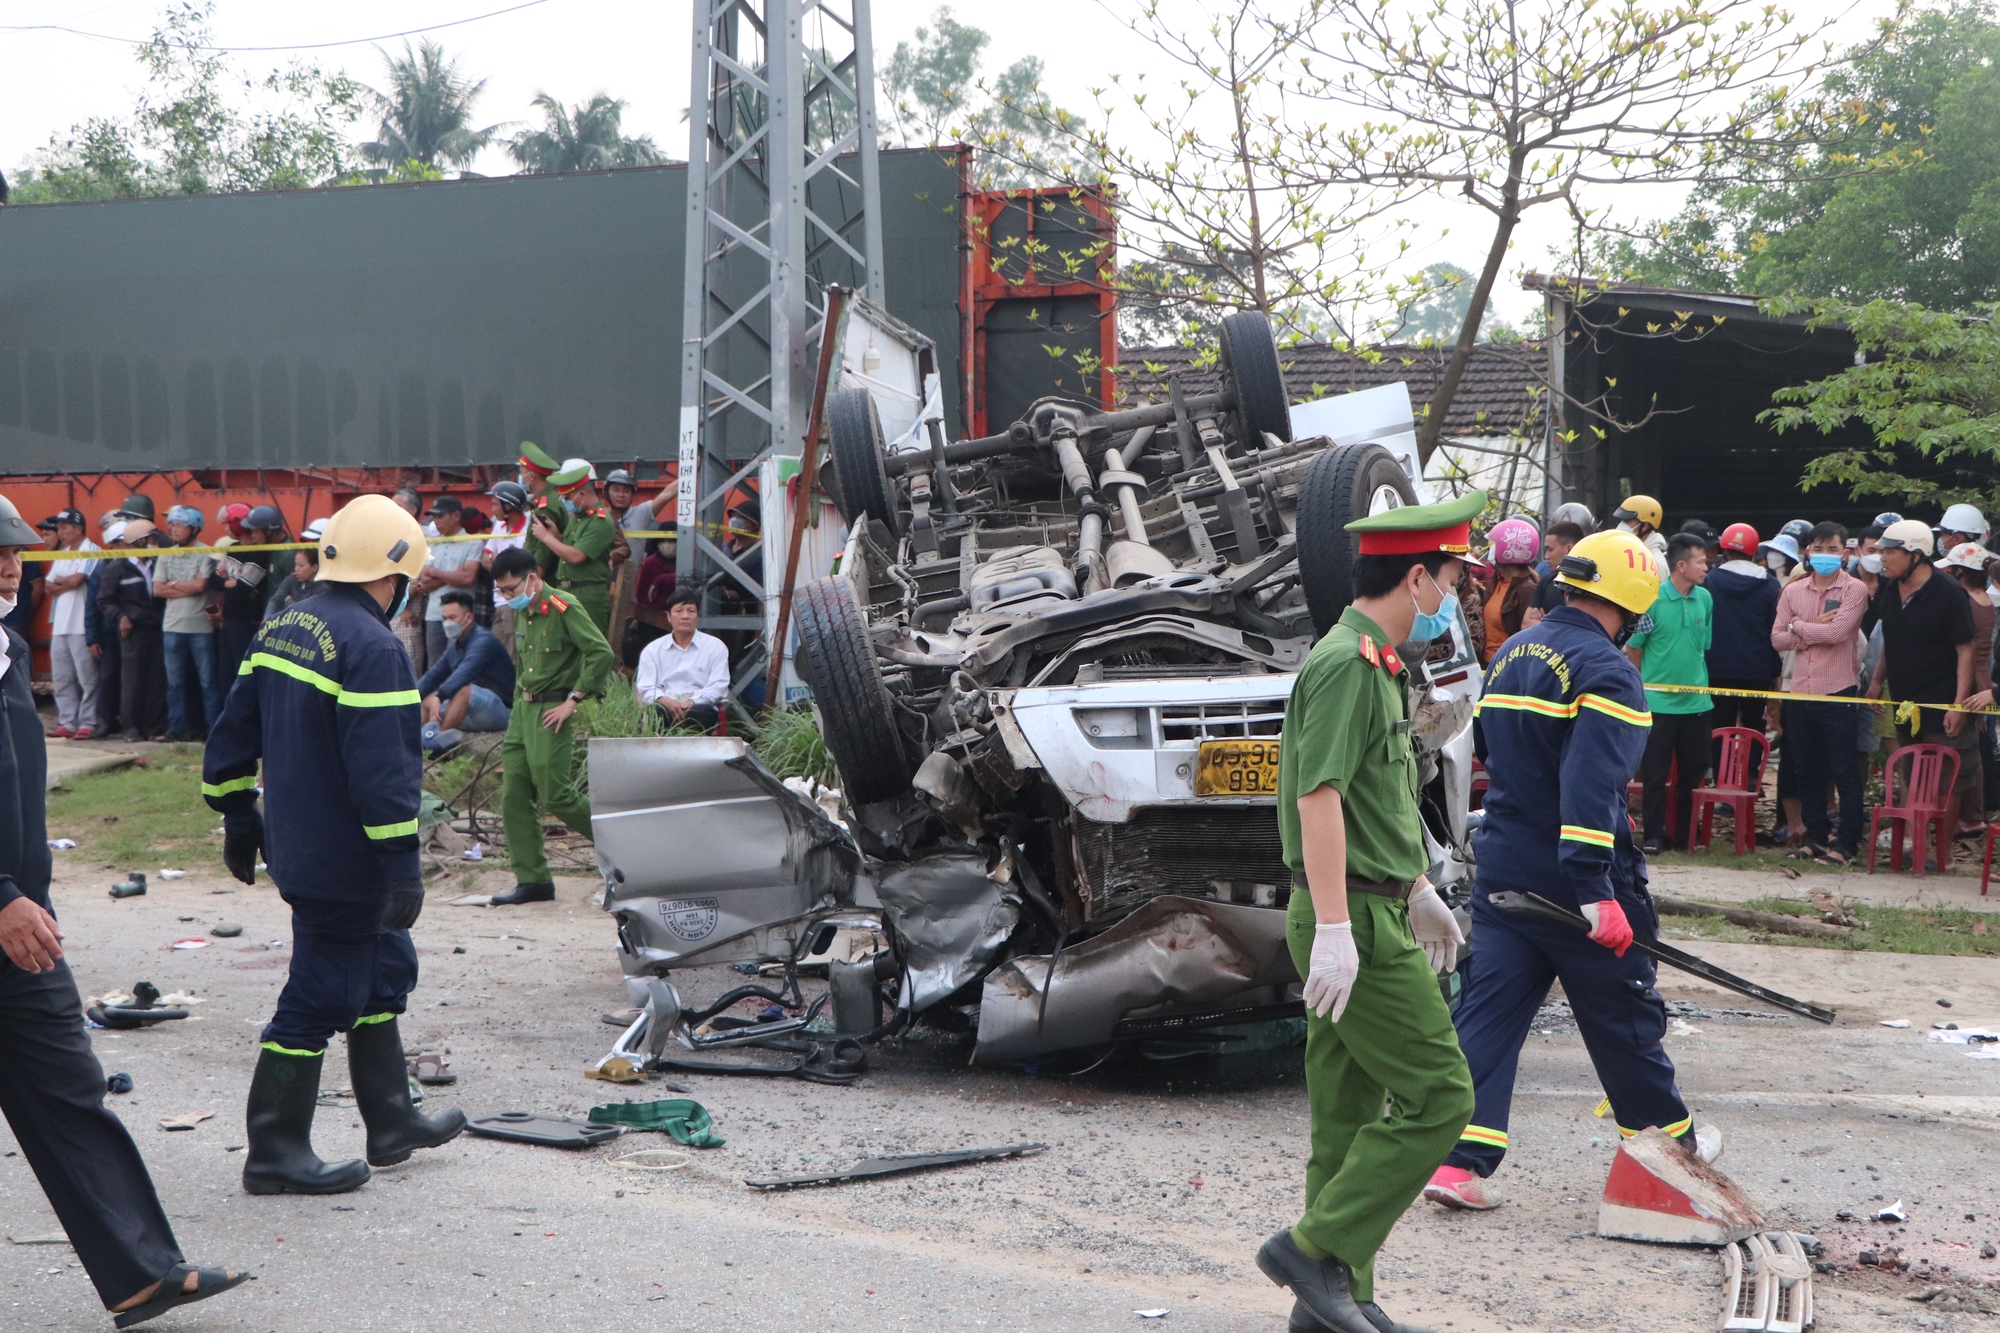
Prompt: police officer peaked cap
<box><xmin>0</xmin><ymin>493</ymin><xmax>46</xmax><ymax>547</ymax></box>
<box><xmin>518</xmin><ymin>441</ymin><xmax>560</xmax><ymax>477</ymax></box>
<box><xmin>1343</xmin><ymin>489</ymin><xmax>1490</xmax><ymax>560</ymax></box>
<box><xmin>549</xmin><ymin>463</ymin><xmax>593</xmax><ymax>493</ymax></box>
<box><xmin>318</xmin><ymin>494</ymin><xmax>430</xmax><ymax>584</ymax></box>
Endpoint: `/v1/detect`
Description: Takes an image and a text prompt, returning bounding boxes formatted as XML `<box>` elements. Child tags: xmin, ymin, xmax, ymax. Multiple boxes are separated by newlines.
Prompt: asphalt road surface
<box><xmin>3</xmin><ymin>861</ymin><xmax>1999</xmax><ymax>1332</ymax></box>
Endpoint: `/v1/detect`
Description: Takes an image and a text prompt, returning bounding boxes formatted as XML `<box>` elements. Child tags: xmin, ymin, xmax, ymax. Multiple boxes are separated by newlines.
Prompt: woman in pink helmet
<box><xmin>1480</xmin><ymin>517</ymin><xmax>1542</xmax><ymax>662</ymax></box>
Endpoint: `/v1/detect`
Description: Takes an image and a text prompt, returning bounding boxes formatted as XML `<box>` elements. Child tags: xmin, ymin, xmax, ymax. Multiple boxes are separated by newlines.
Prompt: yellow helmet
<box><xmin>317</xmin><ymin>494</ymin><xmax>429</xmax><ymax>584</ymax></box>
<box><xmin>1612</xmin><ymin>494</ymin><xmax>1663</xmax><ymax>529</ymax></box>
<box><xmin>1554</xmin><ymin>529</ymin><xmax>1659</xmax><ymax>615</ymax></box>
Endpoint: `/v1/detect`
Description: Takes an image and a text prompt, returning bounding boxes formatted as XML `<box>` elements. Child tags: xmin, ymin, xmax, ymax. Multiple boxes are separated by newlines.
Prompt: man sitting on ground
<box><xmin>417</xmin><ymin>590</ymin><xmax>516</xmax><ymax>754</ymax></box>
<box><xmin>634</xmin><ymin>589</ymin><xmax>729</xmax><ymax>732</ymax></box>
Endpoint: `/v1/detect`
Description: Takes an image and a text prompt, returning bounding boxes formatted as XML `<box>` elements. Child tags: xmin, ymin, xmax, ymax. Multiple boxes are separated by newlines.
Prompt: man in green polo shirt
<box><xmin>1625</xmin><ymin>532</ymin><xmax>1713</xmax><ymax>853</ymax></box>
<box><xmin>1255</xmin><ymin>490</ymin><xmax>1482</xmax><ymax>1333</ymax></box>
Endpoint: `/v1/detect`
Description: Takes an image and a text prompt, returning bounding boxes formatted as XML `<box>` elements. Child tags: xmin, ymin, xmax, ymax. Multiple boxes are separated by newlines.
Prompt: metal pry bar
<box><xmin>1486</xmin><ymin>892</ymin><xmax>1836</xmax><ymax>1025</ymax></box>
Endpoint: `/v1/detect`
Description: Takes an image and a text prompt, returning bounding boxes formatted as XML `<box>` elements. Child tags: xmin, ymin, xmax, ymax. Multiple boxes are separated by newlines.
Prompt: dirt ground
<box><xmin>4</xmin><ymin>850</ymin><xmax>2000</xmax><ymax>1332</ymax></box>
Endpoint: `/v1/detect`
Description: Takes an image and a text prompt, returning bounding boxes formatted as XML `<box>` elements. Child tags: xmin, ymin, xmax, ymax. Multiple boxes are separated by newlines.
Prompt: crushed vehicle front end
<box><xmin>593</xmin><ymin>312</ymin><xmax>1483</xmax><ymax>1069</ymax></box>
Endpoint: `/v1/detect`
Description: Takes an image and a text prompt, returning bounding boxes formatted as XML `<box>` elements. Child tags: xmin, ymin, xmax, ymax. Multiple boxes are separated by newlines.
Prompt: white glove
<box><xmin>1303</xmin><ymin>922</ymin><xmax>1358</xmax><ymax>1021</ymax></box>
<box><xmin>1408</xmin><ymin>883</ymin><xmax>1465</xmax><ymax>975</ymax></box>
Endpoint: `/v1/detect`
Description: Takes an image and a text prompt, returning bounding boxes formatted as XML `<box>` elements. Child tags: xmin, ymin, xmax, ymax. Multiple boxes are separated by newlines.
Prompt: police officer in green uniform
<box><xmin>516</xmin><ymin>442</ymin><xmax>570</xmax><ymax>577</ymax></box>
<box><xmin>1256</xmin><ymin>490</ymin><xmax>1487</xmax><ymax>1333</ymax></box>
<box><xmin>530</xmin><ymin>464</ymin><xmax>618</xmax><ymax>636</ymax></box>
<box><xmin>486</xmin><ymin>545</ymin><xmax>616</xmax><ymax>906</ymax></box>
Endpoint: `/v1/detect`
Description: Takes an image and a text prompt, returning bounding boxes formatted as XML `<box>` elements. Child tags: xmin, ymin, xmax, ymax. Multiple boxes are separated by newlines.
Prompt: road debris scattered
<box><xmin>108</xmin><ymin>872</ymin><xmax>146</xmax><ymax>898</ymax></box>
<box><xmin>586</xmin><ymin>1098</ymin><xmax>724</xmax><ymax>1147</ymax></box>
<box><xmin>465</xmin><ymin>1113</ymin><xmax>622</xmax><ymax>1149</ymax></box>
<box><xmin>1879</xmin><ymin>1201</ymin><xmax>1908</xmax><ymax>1222</ymax></box>
<box><xmin>209</xmin><ymin>922</ymin><xmax>243</xmax><ymax>938</ymax></box>
<box><xmin>158</xmin><ymin>1111</ymin><xmax>214</xmax><ymax>1131</ymax></box>
<box><xmin>744</xmin><ymin>1143</ymin><xmax>1046</xmax><ymax>1191</ymax></box>
<box><xmin>1881</xmin><ymin>1019</ymin><xmax>1912</xmax><ymax>1028</ymax></box>
<box><xmin>1598</xmin><ymin>1127</ymin><xmax>1762</xmax><ymax>1246</ymax></box>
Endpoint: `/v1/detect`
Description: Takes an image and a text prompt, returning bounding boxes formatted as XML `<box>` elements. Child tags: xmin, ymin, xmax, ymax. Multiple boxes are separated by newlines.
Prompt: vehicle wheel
<box><xmin>1297</xmin><ymin>443</ymin><xmax>1418</xmax><ymax>636</ymax></box>
<box><xmin>1218</xmin><ymin>311</ymin><xmax>1291</xmax><ymax>446</ymax></box>
<box><xmin>826</xmin><ymin>387</ymin><xmax>901</xmax><ymax>535</ymax></box>
<box><xmin>794</xmin><ymin>575</ymin><xmax>916</xmax><ymax>803</ymax></box>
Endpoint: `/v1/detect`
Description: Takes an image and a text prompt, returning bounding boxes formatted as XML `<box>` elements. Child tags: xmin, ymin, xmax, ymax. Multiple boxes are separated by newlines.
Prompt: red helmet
<box><xmin>218</xmin><ymin>502</ymin><xmax>253</xmax><ymax>539</ymax></box>
<box><xmin>1719</xmin><ymin>522</ymin><xmax>1759</xmax><ymax>557</ymax></box>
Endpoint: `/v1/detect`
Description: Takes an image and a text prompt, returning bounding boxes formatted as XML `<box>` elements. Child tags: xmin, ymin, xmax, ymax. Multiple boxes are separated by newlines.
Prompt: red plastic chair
<box><xmin>1689</xmin><ymin>727</ymin><xmax>1770</xmax><ymax>856</ymax></box>
<box><xmin>1868</xmin><ymin>744</ymin><xmax>1961</xmax><ymax>878</ymax></box>
<box><xmin>1626</xmin><ymin>755</ymin><xmax>1678</xmax><ymax>842</ymax></box>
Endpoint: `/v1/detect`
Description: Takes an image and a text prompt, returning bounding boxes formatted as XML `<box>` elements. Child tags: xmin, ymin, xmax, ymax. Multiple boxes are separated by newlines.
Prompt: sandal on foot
<box><xmin>1788</xmin><ymin>845</ymin><xmax>1825</xmax><ymax>862</ymax></box>
<box><xmin>1815</xmin><ymin>847</ymin><xmax>1852</xmax><ymax>866</ymax></box>
<box><xmin>114</xmin><ymin>1263</ymin><xmax>253</xmax><ymax>1329</ymax></box>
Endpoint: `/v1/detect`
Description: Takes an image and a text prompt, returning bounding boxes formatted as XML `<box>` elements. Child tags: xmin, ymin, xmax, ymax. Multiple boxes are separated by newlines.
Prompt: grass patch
<box><xmin>1646</xmin><ymin>845</ymin><xmax>1859</xmax><ymax>873</ymax></box>
<box><xmin>45</xmin><ymin>744</ymin><xmax>224</xmax><ymax>875</ymax></box>
<box><xmin>746</xmin><ymin>706</ymin><xmax>838</xmax><ymax>787</ymax></box>
<box><xmin>1661</xmin><ymin>893</ymin><xmax>2000</xmax><ymax>958</ymax></box>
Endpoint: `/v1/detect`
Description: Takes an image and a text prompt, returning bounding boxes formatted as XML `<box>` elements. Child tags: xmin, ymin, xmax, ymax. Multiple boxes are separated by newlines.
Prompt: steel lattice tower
<box><xmin>675</xmin><ymin>0</ymin><xmax>885</xmax><ymax>643</ymax></box>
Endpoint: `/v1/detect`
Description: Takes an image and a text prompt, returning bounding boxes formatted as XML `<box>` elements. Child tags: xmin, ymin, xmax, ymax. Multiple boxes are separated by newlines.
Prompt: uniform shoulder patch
<box><xmin>1380</xmin><ymin>643</ymin><xmax>1404</xmax><ymax>675</ymax></box>
<box><xmin>1358</xmin><ymin>634</ymin><xmax>1381</xmax><ymax>667</ymax></box>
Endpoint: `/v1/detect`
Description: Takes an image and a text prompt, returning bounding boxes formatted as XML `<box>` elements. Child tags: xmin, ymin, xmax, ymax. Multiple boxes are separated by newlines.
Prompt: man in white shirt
<box><xmin>43</xmin><ymin>508</ymin><xmax>98</xmax><ymax>739</ymax></box>
<box><xmin>634</xmin><ymin>589</ymin><xmax>729</xmax><ymax>732</ymax></box>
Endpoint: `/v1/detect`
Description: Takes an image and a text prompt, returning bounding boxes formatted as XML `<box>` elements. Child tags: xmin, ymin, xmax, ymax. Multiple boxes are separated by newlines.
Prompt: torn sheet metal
<box><xmin>590</xmin><ymin>738</ymin><xmax>860</xmax><ymax>973</ymax></box>
<box><xmin>975</xmin><ymin>895</ymin><xmax>1297</xmax><ymax>1065</ymax></box>
<box><xmin>873</xmin><ymin>852</ymin><xmax>1020</xmax><ymax>1011</ymax></box>
<box><xmin>744</xmin><ymin>1143</ymin><xmax>1046</xmax><ymax>1191</ymax></box>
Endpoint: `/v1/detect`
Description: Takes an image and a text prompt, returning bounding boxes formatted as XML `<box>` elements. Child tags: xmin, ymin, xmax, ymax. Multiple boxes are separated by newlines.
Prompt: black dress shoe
<box><xmin>1256</xmin><ymin>1232</ymin><xmax>1374</xmax><ymax>1333</ymax></box>
<box><xmin>489</xmin><ymin>881</ymin><xmax>554</xmax><ymax>905</ymax></box>
<box><xmin>1289</xmin><ymin>1297</ymin><xmax>1434</xmax><ymax>1333</ymax></box>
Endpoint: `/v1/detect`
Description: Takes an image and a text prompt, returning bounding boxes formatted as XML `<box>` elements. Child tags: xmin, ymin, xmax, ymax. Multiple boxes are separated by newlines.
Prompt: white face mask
<box><xmin>0</xmin><ymin>593</ymin><xmax>14</xmax><ymax>617</ymax></box>
<box><xmin>1860</xmin><ymin>553</ymin><xmax>1884</xmax><ymax>575</ymax></box>
<box><xmin>1765</xmin><ymin>551</ymin><xmax>1789</xmax><ymax>572</ymax></box>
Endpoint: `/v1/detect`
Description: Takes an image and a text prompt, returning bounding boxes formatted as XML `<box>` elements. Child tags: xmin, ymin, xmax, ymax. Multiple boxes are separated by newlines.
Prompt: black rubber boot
<box><xmin>1257</xmin><ymin>1232</ymin><xmax>1374</xmax><ymax>1333</ymax></box>
<box><xmin>489</xmin><ymin>881</ymin><xmax>554</xmax><ymax>905</ymax></box>
<box><xmin>242</xmin><ymin>1048</ymin><xmax>370</xmax><ymax>1196</ymax></box>
<box><xmin>347</xmin><ymin>1018</ymin><xmax>466</xmax><ymax>1167</ymax></box>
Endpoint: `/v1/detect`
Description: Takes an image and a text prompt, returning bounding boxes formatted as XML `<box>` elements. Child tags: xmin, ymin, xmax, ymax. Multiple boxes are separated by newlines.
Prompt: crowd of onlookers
<box><xmin>1466</xmin><ymin>496</ymin><xmax>1998</xmax><ymax>869</ymax></box>
<box><xmin>3</xmin><ymin>461</ymin><xmax>752</xmax><ymax>751</ymax></box>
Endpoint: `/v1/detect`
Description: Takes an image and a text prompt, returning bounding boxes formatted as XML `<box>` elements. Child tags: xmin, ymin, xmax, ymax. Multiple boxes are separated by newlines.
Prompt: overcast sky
<box><xmin>2</xmin><ymin>0</ymin><xmax>1901</xmax><ymax>327</ymax></box>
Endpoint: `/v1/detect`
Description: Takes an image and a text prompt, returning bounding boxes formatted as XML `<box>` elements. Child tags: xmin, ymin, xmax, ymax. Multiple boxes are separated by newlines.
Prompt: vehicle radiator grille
<box><xmin>1157</xmin><ymin>700</ymin><xmax>1287</xmax><ymax>741</ymax></box>
<box><xmin>1074</xmin><ymin>806</ymin><xmax>1291</xmax><ymax>921</ymax></box>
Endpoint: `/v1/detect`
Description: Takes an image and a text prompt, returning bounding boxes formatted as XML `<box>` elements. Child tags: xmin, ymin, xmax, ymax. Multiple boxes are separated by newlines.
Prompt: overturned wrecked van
<box><xmin>591</xmin><ymin>313</ymin><xmax>1483</xmax><ymax>1069</ymax></box>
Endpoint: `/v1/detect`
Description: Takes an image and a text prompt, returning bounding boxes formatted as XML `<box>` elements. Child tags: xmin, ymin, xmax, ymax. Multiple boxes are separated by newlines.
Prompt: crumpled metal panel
<box><xmin>590</xmin><ymin>737</ymin><xmax>858</xmax><ymax>972</ymax></box>
<box><xmin>974</xmin><ymin>895</ymin><xmax>1296</xmax><ymax>1064</ymax></box>
<box><xmin>873</xmin><ymin>852</ymin><xmax>1019</xmax><ymax>1012</ymax></box>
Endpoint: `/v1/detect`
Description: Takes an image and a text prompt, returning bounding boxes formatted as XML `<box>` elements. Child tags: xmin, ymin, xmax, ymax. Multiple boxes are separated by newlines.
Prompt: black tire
<box><xmin>1219</xmin><ymin>311</ymin><xmax>1291</xmax><ymax>445</ymax></box>
<box><xmin>794</xmin><ymin>575</ymin><xmax>916</xmax><ymax>803</ymax></box>
<box><xmin>1297</xmin><ymin>443</ymin><xmax>1418</xmax><ymax>636</ymax></box>
<box><xmin>826</xmin><ymin>387</ymin><xmax>901</xmax><ymax>535</ymax></box>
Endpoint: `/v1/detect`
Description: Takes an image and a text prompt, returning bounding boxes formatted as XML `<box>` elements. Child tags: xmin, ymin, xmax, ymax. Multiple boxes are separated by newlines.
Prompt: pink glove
<box><xmin>1580</xmin><ymin>899</ymin><xmax>1632</xmax><ymax>957</ymax></box>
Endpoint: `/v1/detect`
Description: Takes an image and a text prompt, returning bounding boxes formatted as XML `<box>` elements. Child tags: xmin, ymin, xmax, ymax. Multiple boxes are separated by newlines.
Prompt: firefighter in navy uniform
<box><xmin>202</xmin><ymin>495</ymin><xmax>466</xmax><ymax>1196</ymax></box>
<box><xmin>1423</xmin><ymin>529</ymin><xmax>1716</xmax><ymax>1213</ymax></box>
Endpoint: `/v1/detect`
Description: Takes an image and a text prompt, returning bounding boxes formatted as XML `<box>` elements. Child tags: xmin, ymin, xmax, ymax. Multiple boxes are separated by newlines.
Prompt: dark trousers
<box><xmin>1706</xmin><ymin>679</ymin><xmax>1768</xmax><ymax>737</ymax></box>
<box><xmin>95</xmin><ymin>637</ymin><xmax>123</xmax><ymax>735</ymax></box>
<box><xmin>1642</xmin><ymin>708</ymin><xmax>1712</xmax><ymax>847</ymax></box>
<box><xmin>117</xmin><ymin>626</ymin><xmax>167</xmax><ymax>740</ymax></box>
<box><xmin>1787</xmin><ymin>693</ymin><xmax>1864</xmax><ymax>853</ymax></box>
<box><xmin>652</xmin><ymin>701</ymin><xmax>721</xmax><ymax>734</ymax></box>
<box><xmin>0</xmin><ymin>957</ymin><xmax>183</xmax><ymax>1307</ymax></box>
<box><xmin>216</xmin><ymin>619</ymin><xmax>259</xmax><ymax>686</ymax></box>
<box><xmin>1445</xmin><ymin>889</ymin><xmax>1689</xmax><ymax>1178</ymax></box>
<box><xmin>264</xmin><ymin>896</ymin><xmax>417</xmax><ymax>1053</ymax></box>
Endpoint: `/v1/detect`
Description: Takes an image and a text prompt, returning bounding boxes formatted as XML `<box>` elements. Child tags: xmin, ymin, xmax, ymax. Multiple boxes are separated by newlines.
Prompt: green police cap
<box><xmin>518</xmin><ymin>441</ymin><xmax>560</xmax><ymax>477</ymax></box>
<box><xmin>1344</xmin><ymin>489</ymin><xmax>1489</xmax><ymax>558</ymax></box>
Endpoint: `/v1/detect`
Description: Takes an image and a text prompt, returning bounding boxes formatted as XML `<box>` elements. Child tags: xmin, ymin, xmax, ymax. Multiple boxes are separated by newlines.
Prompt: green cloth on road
<box><xmin>1277</xmin><ymin>607</ymin><xmax>1427</xmax><ymax>883</ymax></box>
<box><xmin>588</xmin><ymin>1098</ymin><xmax>725</xmax><ymax>1147</ymax></box>
<box><xmin>1624</xmin><ymin>579</ymin><xmax>1713</xmax><ymax>713</ymax></box>
<box><xmin>1284</xmin><ymin>890</ymin><xmax>1474</xmax><ymax>1304</ymax></box>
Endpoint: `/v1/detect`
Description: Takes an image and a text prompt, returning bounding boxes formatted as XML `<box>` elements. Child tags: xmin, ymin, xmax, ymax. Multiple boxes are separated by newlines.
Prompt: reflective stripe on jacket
<box><xmin>201</xmin><ymin>582</ymin><xmax>423</xmax><ymax>902</ymax></box>
<box><xmin>1472</xmin><ymin>604</ymin><xmax>1652</xmax><ymax>907</ymax></box>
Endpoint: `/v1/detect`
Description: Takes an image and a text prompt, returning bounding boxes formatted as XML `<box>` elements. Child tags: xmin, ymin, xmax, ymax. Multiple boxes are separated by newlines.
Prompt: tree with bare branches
<box><xmin>1290</xmin><ymin>0</ymin><xmax>1872</xmax><ymax>460</ymax></box>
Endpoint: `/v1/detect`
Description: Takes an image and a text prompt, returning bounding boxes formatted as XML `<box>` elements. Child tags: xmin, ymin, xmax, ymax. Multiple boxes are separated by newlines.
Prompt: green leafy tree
<box><xmin>1763</xmin><ymin>297</ymin><xmax>2000</xmax><ymax>514</ymax></box>
<box><xmin>1396</xmin><ymin>263</ymin><xmax>1505</xmax><ymax>343</ymax></box>
<box><xmin>1289</xmin><ymin>0</ymin><xmax>1859</xmax><ymax>461</ymax></box>
<box><xmin>14</xmin><ymin>1</ymin><xmax>360</xmax><ymax>201</ymax></box>
<box><xmin>879</xmin><ymin>7</ymin><xmax>1080</xmax><ymax>185</ymax></box>
<box><xmin>1606</xmin><ymin>1</ymin><xmax>2000</xmax><ymax>308</ymax></box>
<box><xmin>506</xmin><ymin>93</ymin><xmax>665</xmax><ymax>173</ymax></box>
<box><xmin>361</xmin><ymin>38</ymin><xmax>504</xmax><ymax>171</ymax></box>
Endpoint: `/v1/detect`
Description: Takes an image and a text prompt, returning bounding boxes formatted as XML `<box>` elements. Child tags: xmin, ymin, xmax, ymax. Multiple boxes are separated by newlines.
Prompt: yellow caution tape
<box><xmin>1643</xmin><ymin>681</ymin><xmax>1998</xmax><ymax>720</ymax></box>
<box><xmin>18</xmin><ymin>523</ymin><xmax>756</xmax><ymax>563</ymax></box>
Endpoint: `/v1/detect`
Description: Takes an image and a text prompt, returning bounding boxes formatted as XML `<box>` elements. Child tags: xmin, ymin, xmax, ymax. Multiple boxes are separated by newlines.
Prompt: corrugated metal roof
<box><xmin>1117</xmin><ymin>340</ymin><xmax>1544</xmax><ymax>438</ymax></box>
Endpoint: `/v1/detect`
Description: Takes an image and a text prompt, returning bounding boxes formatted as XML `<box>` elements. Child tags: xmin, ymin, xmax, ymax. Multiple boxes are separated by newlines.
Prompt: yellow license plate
<box><xmin>1194</xmin><ymin>739</ymin><xmax>1281</xmax><ymax>796</ymax></box>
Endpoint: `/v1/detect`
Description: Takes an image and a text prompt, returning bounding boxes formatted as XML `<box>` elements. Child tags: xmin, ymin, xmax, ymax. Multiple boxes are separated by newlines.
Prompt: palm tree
<box><xmin>506</xmin><ymin>93</ymin><xmax>666</xmax><ymax>174</ymax></box>
<box><xmin>362</xmin><ymin>39</ymin><xmax>503</xmax><ymax>170</ymax></box>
